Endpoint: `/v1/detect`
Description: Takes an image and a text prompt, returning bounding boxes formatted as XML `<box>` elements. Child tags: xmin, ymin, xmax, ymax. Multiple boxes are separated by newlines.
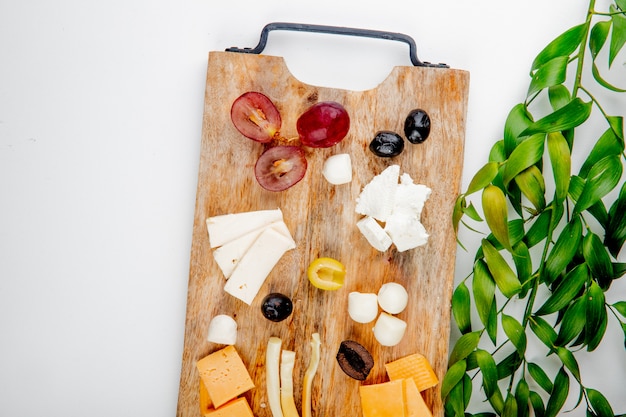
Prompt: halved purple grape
<box><xmin>254</xmin><ymin>145</ymin><xmax>307</xmax><ymax>191</ymax></box>
<box><xmin>231</xmin><ymin>92</ymin><xmax>282</xmax><ymax>143</ymax></box>
<box><xmin>297</xmin><ymin>101</ymin><xmax>350</xmax><ymax>148</ymax></box>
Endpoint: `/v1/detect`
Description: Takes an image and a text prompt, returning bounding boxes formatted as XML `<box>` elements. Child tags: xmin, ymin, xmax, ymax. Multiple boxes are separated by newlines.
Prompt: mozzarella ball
<box><xmin>373</xmin><ymin>312</ymin><xmax>407</xmax><ymax>346</ymax></box>
<box><xmin>348</xmin><ymin>292</ymin><xmax>379</xmax><ymax>323</ymax></box>
<box><xmin>207</xmin><ymin>314</ymin><xmax>237</xmax><ymax>345</ymax></box>
<box><xmin>322</xmin><ymin>153</ymin><xmax>352</xmax><ymax>185</ymax></box>
<box><xmin>377</xmin><ymin>282</ymin><xmax>409</xmax><ymax>314</ymax></box>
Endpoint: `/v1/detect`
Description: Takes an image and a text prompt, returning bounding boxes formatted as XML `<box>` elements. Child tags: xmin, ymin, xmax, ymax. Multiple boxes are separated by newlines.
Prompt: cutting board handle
<box><xmin>225</xmin><ymin>22</ymin><xmax>449</xmax><ymax>68</ymax></box>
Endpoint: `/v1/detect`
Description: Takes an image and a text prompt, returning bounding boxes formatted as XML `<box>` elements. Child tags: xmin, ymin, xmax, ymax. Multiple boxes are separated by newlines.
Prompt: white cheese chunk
<box><xmin>355</xmin><ymin>164</ymin><xmax>400</xmax><ymax>222</ymax></box>
<box><xmin>356</xmin><ymin>216</ymin><xmax>393</xmax><ymax>252</ymax></box>
<box><xmin>223</xmin><ymin>227</ymin><xmax>296</xmax><ymax>305</ymax></box>
<box><xmin>394</xmin><ymin>173</ymin><xmax>432</xmax><ymax>218</ymax></box>
<box><xmin>212</xmin><ymin>220</ymin><xmax>292</xmax><ymax>279</ymax></box>
<box><xmin>206</xmin><ymin>208</ymin><xmax>283</xmax><ymax>248</ymax></box>
<box><xmin>384</xmin><ymin>212</ymin><xmax>429</xmax><ymax>252</ymax></box>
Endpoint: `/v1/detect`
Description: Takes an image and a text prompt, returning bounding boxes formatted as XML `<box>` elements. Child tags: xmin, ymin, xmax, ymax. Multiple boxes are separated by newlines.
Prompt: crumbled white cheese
<box><xmin>355</xmin><ymin>164</ymin><xmax>400</xmax><ymax>222</ymax></box>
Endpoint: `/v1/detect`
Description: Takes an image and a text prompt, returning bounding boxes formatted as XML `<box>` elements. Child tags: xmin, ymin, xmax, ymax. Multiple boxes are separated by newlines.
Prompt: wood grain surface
<box><xmin>177</xmin><ymin>51</ymin><xmax>469</xmax><ymax>417</ymax></box>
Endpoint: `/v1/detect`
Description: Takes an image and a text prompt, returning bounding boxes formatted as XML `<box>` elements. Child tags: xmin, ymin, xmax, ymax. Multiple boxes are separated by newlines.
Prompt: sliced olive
<box><xmin>404</xmin><ymin>109</ymin><xmax>431</xmax><ymax>144</ymax></box>
<box><xmin>336</xmin><ymin>340</ymin><xmax>374</xmax><ymax>380</ymax></box>
<box><xmin>261</xmin><ymin>293</ymin><xmax>293</xmax><ymax>322</ymax></box>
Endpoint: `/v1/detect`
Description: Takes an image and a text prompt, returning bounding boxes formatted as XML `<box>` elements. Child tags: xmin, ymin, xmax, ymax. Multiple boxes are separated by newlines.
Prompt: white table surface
<box><xmin>1</xmin><ymin>0</ymin><xmax>625</xmax><ymax>416</ymax></box>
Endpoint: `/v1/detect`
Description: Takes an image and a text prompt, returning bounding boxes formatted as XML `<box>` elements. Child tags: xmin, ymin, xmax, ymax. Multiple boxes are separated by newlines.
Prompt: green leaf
<box><xmin>443</xmin><ymin>373</ymin><xmax>466</xmax><ymax>417</ymax></box>
<box><xmin>589</xmin><ymin>20</ymin><xmax>611</xmax><ymax>59</ymax></box>
<box><xmin>529</xmin><ymin>390</ymin><xmax>546</xmax><ymax>417</ymax></box>
<box><xmin>503</xmin><ymin>393</ymin><xmax>519</xmax><ymax>417</ymax></box>
<box><xmin>466</xmin><ymin>161</ymin><xmax>499</xmax><ymax>195</ymax></box>
<box><xmin>442</xmin><ymin>359</ymin><xmax>467</xmax><ymax>400</ymax></box>
<box><xmin>587</xmin><ymin>305</ymin><xmax>608</xmax><ymax>352</ymax></box>
<box><xmin>482</xmin><ymin>239</ymin><xmax>522</xmax><ymax>298</ymax></box>
<box><xmin>504</xmin><ymin>103</ymin><xmax>534</xmax><ymax>156</ymax></box>
<box><xmin>569</xmin><ymin>175</ymin><xmax>610</xmax><ymax>226</ymax></box>
<box><xmin>547</xmin><ymin>132</ymin><xmax>572</xmax><ymax>203</ymax></box>
<box><xmin>544</xmin><ymin>217</ymin><xmax>583</xmax><ymax>284</ymax></box>
<box><xmin>475</xmin><ymin>349</ymin><xmax>498</xmax><ymax>398</ymax></box>
<box><xmin>536</xmin><ymin>264</ymin><xmax>588</xmax><ymax>315</ymax></box>
<box><xmin>530</xmin><ymin>315</ymin><xmax>557</xmax><ymax>348</ymax></box>
<box><xmin>528</xmin><ymin>362</ymin><xmax>554</xmax><ymax>393</ymax></box>
<box><xmin>515</xmin><ymin>379</ymin><xmax>531</xmax><ymax>417</ymax></box>
<box><xmin>473</xmin><ymin>260</ymin><xmax>496</xmax><ymax>330</ymax></box>
<box><xmin>449</xmin><ymin>332</ymin><xmax>480</xmax><ymax>365</ymax></box>
<box><xmin>555</xmin><ymin>346</ymin><xmax>581</xmax><ymax>381</ymax></box>
<box><xmin>514</xmin><ymin>166</ymin><xmax>546</xmax><ymax>211</ymax></box>
<box><xmin>512</xmin><ymin>240</ymin><xmax>533</xmax><ymax>297</ymax></box>
<box><xmin>573</xmin><ymin>155</ymin><xmax>623</xmax><ymax>217</ymax></box>
<box><xmin>531</xmin><ymin>23</ymin><xmax>587</xmax><ymax>71</ymax></box>
<box><xmin>555</xmin><ymin>296</ymin><xmax>587</xmax><ymax>346</ymax></box>
<box><xmin>496</xmin><ymin>351</ymin><xmax>523</xmax><ymax>379</ymax></box>
<box><xmin>613</xmin><ymin>301</ymin><xmax>626</xmax><ymax>317</ymax></box>
<box><xmin>583</xmin><ymin>232</ymin><xmax>614</xmax><ymax>289</ymax></box>
<box><xmin>527</xmin><ymin>56</ymin><xmax>569</xmax><ymax>98</ymax></box>
<box><xmin>489</xmin><ymin>139</ymin><xmax>507</xmax><ymax>163</ymax></box>
<box><xmin>503</xmin><ymin>134</ymin><xmax>546</xmax><ymax>185</ymax></box>
<box><xmin>586</xmin><ymin>388</ymin><xmax>615</xmax><ymax>417</ymax></box>
<box><xmin>520</xmin><ymin>98</ymin><xmax>592</xmax><ymax>136</ymax></box>
<box><xmin>580</xmin><ymin>128</ymin><xmax>625</xmax><ymax>178</ymax></box>
<box><xmin>525</xmin><ymin>209</ymin><xmax>556</xmax><ymax>248</ymax></box>
<box><xmin>610</xmin><ymin>8</ymin><xmax>626</xmax><ymax>67</ymax></box>
<box><xmin>452</xmin><ymin>195</ymin><xmax>465</xmax><ymax>235</ymax></box>
<box><xmin>488</xmin><ymin>388</ymin><xmax>505</xmax><ymax>415</ymax></box>
<box><xmin>502</xmin><ymin>314</ymin><xmax>527</xmax><ymax>356</ymax></box>
<box><xmin>452</xmin><ymin>282</ymin><xmax>472</xmax><ymax>334</ymax></box>
<box><xmin>482</xmin><ymin>185</ymin><xmax>512</xmax><ymax>250</ymax></box>
<box><xmin>608</xmin><ymin>115</ymin><xmax>624</xmax><ymax>140</ymax></box>
<box><xmin>545</xmin><ymin>367</ymin><xmax>570</xmax><ymax>417</ymax></box>
<box><xmin>606</xmin><ymin>182</ymin><xmax>626</xmax><ymax>257</ymax></box>
<box><xmin>548</xmin><ymin>84</ymin><xmax>571</xmax><ymax>111</ymax></box>
<box><xmin>586</xmin><ymin>281</ymin><xmax>607</xmax><ymax>350</ymax></box>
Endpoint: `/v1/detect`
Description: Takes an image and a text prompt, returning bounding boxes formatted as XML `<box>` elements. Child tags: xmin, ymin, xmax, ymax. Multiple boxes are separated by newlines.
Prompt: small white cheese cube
<box><xmin>223</xmin><ymin>227</ymin><xmax>296</xmax><ymax>305</ymax></box>
<box><xmin>356</xmin><ymin>216</ymin><xmax>393</xmax><ymax>252</ymax></box>
<box><xmin>384</xmin><ymin>213</ymin><xmax>429</xmax><ymax>252</ymax></box>
<box><xmin>355</xmin><ymin>165</ymin><xmax>400</xmax><ymax>222</ymax></box>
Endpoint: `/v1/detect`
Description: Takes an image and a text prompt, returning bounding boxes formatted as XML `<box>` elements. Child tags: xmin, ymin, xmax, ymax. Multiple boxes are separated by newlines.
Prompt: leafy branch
<box><xmin>445</xmin><ymin>1</ymin><xmax>626</xmax><ymax>416</ymax></box>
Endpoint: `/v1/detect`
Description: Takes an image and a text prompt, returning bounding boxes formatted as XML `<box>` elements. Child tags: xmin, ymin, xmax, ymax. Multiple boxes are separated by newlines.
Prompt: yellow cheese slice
<box><xmin>196</xmin><ymin>345</ymin><xmax>255</xmax><ymax>408</ymax></box>
<box><xmin>359</xmin><ymin>379</ymin><xmax>406</xmax><ymax>417</ymax></box>
<box><xmin>385</xmin><ymin>352</ymin><xmax>439</xmax><ymax>391</ymax></box>
<box><xmin>403</xmin><ymin>378</ymin><xmax>433</xmax><ymax>417</ymax></box>
<box><xmin>203</xmin><ymin>397</ymin><xmax>255</xmax><ymax>417</ymax></box>
<box><xmin>199</xmin><ymin>378</ymin><xmax>213</xmax><ymax>414</ymax></box>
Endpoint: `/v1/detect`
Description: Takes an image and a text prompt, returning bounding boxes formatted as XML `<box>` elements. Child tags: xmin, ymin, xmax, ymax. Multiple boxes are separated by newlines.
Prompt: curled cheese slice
<box><xmin>302</xmin><ymin>333</ymin><xmax>321</xmax><ymax>417</ymax></box>
<box><xmin>266</xmin><ymin>337</ymin><xmax>284</xmax><ymax>417</ymax></box>
<box><xmin>280</xmin><ymin>350</ymin><xmax>299</xmax><ymax>417</ymax></box>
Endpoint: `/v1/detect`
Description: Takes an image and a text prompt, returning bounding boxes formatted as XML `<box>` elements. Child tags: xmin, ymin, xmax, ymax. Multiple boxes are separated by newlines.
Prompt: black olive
<box><xmin>336</xmin><ymin>340</ymin><xmax>374</xmax><ymax>380</ymax></box>
<box><xmin>260</xmin><ymin>293</ymin><xmax>293</xmax><ymax>322</ymax></box>
<box><xmin>369</xmin><ymin>131</ymin><xmax>405</xmax><ymax>157</ymax></box>
<box><xmin>404</xmin><ymin>109</ymin><xmax>431</xmax><ymax>144</ymax></box>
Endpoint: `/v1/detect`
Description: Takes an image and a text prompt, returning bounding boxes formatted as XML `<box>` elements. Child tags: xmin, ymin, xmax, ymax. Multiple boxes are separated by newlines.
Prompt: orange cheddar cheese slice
<box><xmin>203</xmin><ymin>397</ymin><xmax>255</xmax><ymax>417</ymax></box>
<box><xmin>403</xmin><ymin>378</ymin><xmax>433</xmax><ymax>417</ymax></box>
<box><xmin>359</xmin><ymin>379</ymin><xmax>406</xmax><ymax>417</ymax></box>
<box><xmin>385</xmin><ymin>353</ymin><xmax>439</xmax><ymax>391</ymax></box>
<box><xmin>199</xmin><ymin>378</ymin><xmax>213</xmax><ymax>414</ymax></box>
<box><xmin>196</xmin><ymin>345</ymin><xmax>255</xmax><ymax>408</ymax></box>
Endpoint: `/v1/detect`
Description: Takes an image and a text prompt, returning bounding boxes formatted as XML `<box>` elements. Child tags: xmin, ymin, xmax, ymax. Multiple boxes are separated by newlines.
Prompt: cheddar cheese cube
<box><xmin>204</xmin><ymin>397</ymin><xmax>255</xmax><ymax>417</ymax></box>
<box><xmin>403</xmin><ymin>378</ymin><xmax>433</xmax><ymax>417</ymax></box>
<box><xmin>385</xmin><ymin>353</ymin><xmax>439</xmax><ymax>391</ymax></box>
<box><xmin>359</xmin><ymin>379</ymin><xmax>406</xmax><ymax>417</ymax></box>
<box><xmin>196</xmin><ymin>345</ymin><xmax>255</xmax><ymax>408</ymax></box>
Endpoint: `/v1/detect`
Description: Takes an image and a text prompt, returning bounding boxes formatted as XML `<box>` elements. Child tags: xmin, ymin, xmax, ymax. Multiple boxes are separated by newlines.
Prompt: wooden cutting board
<box><xmin>177</xmin><ymin>50</ymin><xmax>469</xmax><ymax>417</ymax></box>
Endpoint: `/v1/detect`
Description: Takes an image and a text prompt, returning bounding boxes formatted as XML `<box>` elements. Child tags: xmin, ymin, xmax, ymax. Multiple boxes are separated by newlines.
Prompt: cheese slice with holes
<box><xmin>206</xmin><ymin>208</ymin><xmax>283</xmax><ymax>248</ymax></box>
<box><xmin>223</xmin><ymin>227</ymin><xmax>296</xmax><ymax>304</ymax></box>
<box><xmin>212</xmin><ymin>220</ymin><xmax>292</xmax><ymax>279</ymax></box>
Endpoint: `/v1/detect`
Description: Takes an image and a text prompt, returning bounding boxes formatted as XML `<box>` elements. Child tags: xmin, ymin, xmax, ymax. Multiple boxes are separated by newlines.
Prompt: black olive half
<box><xmin>336</xmin><ymin>340</ymin><xmax>374</xmax><ymax>380</ymax></box>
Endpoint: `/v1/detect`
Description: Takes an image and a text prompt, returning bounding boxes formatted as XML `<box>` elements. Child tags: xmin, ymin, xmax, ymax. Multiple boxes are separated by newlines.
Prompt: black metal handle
<box><xmin>225</xmin><ymin>22</ymin><xmax>448</xmax><ymax>68</ymax></box>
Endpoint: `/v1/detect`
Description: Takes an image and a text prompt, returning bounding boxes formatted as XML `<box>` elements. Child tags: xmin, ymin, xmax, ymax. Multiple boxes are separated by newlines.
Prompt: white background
<box><xmin>1</xmin><ymin>0</ymin><xmax>625</xmax><ymax>416</ymax></box>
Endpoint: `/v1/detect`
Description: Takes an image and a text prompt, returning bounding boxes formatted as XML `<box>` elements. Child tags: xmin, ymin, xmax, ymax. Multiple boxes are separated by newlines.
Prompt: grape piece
<box><xmin>404</xmin><ymin>109</ymin><xmax>431</xmax><ymax>144</ymax></box>
<box><xmin>254</xmin><ymin>145</ymin><xmax>307</xmax><ymax>191</ymax></box>
<box><xmin>230</xmin><ymin>92</ymin><xmax>282</xmax><ymax>143</ymax></box>
<box><xmin>369</xmin><ymin>131</ymin><xmax>405</xmax><ymax>157</ymax></box>
<box><xmin>261</xmin><ymin>293</ymin><xmax>293</xmax><ymax>322</ymax></box>
<box><xmin>297</xmin><ymin>101</ymin><xmax>350</xmax><ymax>148</ymax></box>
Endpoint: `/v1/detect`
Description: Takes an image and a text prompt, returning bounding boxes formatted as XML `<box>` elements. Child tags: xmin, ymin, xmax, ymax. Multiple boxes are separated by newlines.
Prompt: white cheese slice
<box><xmin>355</xmin><ymin>164</ymin><xmax>400</xmax><ymax>222</ymax></box>
<box><xmin>206</xmin><ymin>208</ymin><xmax>283</xmax><ymax>248</ymax></box>
<box><xmin>212</xmin><ymin>220</ymin><xmax>293</xmax><ymax>279</ymax></box>
<box><xmin>384</xmin><ymin>212</ymin><xmax>429</xmax><ymax>252</ymax></box>
<box><xmin>223</xmin><ymin>227</ymin><xmax>296</xmax><ymax>305</ymax></box>
<box><xmin>356</xmin><ymin>216</ymin><xmax>393</xmax><ymax>251</ymax></box>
